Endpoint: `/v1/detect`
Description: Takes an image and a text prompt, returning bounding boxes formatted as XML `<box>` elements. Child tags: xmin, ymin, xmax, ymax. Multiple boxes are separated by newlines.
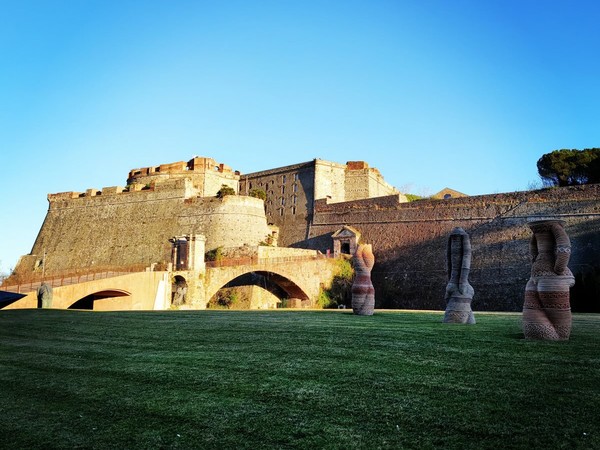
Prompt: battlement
<box><xmin>346</xmin><ymin>161</ymin><xmax>369</xmax><ymax>170</ymax></box>
<box><xmin>45</xmin><ymin>157</ymin><xmax>242</xmax><ymax>206</ymax></box>
<box><xmin>127</xmin><ymin>156</ymin><xmax>238</xmax><ymax>184</ymax></box>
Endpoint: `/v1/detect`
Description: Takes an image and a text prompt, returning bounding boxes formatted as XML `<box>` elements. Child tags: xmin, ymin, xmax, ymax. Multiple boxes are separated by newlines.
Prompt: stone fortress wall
<box><xmin>343</xmin><ymin>161</ymin><xmax>397</xmax><ymax>201</ymax></box>
<box><xmin>13</xmin><ymin>160</ymin><xmax>272</xmax><ymax>278</ymax></box>
<box><xmin>13</xmin><ymin>156</ymin><xmax>398</xmax><ymax>281</ymax></box>
<box><xmin>240</xmin><ymin>161</ymin><xmax>316</xmax><ymax>247</ymax></box>
<box><xmin>239</xmin><ymin>159</ymin><xmax>404</xmax><ymax>247</ymax></box>
<box><xmin>127</xmin><ymin>156</ymin><xmax>240</xmax><ymax>197</ymax></box>
<box><xmin>306</xmin><ymin>184</ymin><xmax>600</xmax><ymax>312</ymax></box>
<box><xmin>9</xmin><ymin>153</ymin><xmax>599</xmax><ymax>313</ymax></box>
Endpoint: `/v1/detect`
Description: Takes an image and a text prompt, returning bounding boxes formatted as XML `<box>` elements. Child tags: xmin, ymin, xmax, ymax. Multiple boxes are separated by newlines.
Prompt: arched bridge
<box><xmin>1</xmin><ymin>252</ymin><xmax>342</xmax><ymax>310</ymax></box>
<box><xmin>202</xmin><ymin>256</ymin><xmax>338</xmax><ymax>306</ymax></box>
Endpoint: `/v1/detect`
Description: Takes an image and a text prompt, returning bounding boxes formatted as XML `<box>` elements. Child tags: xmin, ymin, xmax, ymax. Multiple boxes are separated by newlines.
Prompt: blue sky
<box><xmin>1</xmin><ymin>0</ymin><xmax>599</xmax><ymax>273</ymax></box>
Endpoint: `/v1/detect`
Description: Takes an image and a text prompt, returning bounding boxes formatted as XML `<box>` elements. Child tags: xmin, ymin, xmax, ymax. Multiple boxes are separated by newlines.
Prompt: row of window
<box><xmin>268</xmin><ymin>206</ymin><xmax>297</xmax><ymax>216</ymax></box>
<box><xmin>247</xmin><ymin>182</ymin><xmax>300</xmax><ymax>195</ymax></box>
<box><xmin>281</xmin><ymin>173</ymin><xmax>299</xmax><ymax>183</ymax></box>
<box><xmin>246</xmin><ymin>172</ymin><xmax>300</xmax><ymax>191</ymax></box>
<box><xmin>267</xmin><ymin>196</ymin><xmax>298</xmax><ymax>206</ymax></box>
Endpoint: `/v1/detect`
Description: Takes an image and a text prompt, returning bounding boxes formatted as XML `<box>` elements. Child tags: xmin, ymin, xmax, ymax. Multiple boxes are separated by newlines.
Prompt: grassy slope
<box><xmin>0</xmin><ymin>310</ymin><xmax>599</xmax><ymax>449</ymax></box>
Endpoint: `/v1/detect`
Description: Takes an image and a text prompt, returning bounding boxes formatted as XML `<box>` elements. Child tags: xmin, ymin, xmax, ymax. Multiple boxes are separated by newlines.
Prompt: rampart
<box><xmin>307</xmin><ymin>184</ymin><xmax>600</xmax><ymax>312</ymax></box>
<box><xmin>13</xmin><ymin>180</ymin><xmax>272</xmax><ymax>278</ymax></box>
<box><xmin>126</xmin><ymin>156</ymin><xmax>239</xmax><ymax>197</ymax></box>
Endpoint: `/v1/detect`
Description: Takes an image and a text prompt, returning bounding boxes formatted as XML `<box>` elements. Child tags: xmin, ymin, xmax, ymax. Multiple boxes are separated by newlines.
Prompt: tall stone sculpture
<box><xmin>523</xmin><ymin>219</ymin><xmax>575</xmax><ymax>340</ymax></box>
<box><xmin>443</xmin><ymin>227</ymin><xmax>475</xmax><ymax>324</ymax></box>
<box><xmin>352</xmin><ymin>244</ymin><xmax>375</xmax><ymax>315</ymax></box>
<box><xmin>37</xmin><ymin>283</ymin><xmax>53</xmax><ymax>309</ymax></box>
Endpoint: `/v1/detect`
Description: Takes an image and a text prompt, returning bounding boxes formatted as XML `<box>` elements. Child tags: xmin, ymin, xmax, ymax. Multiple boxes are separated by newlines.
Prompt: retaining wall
<box><xmin>306</xmin><ymin>185</ymin><xmax>600</xmax><ymax>311</ymax></box>
<box><xmin>14</xmin><ymin>186</ymin><xmax>272</xmax><ymax>277</ymax></box>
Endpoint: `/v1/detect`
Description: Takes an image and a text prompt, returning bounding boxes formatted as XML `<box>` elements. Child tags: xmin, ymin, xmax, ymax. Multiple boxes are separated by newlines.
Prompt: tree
<box><xmin>216</xmin><ymin>184</ymin><xmax>236</xmax><ymax>198</ymax></box>
<box><xmin>249</xmin><ymin>188</ymin><xmax>267</xmax><ymax>201</ymax></box>
<box><xmin>537</xmin><ymin>148</ymin><xmax>600</xmax><ymax>187</ymax></box>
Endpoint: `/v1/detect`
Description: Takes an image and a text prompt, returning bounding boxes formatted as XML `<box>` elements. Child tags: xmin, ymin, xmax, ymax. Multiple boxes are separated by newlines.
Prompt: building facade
<box><xmin>238</xmin><ymin>159</ymin><xmax>403</xmax><ymax>247</ymax></box>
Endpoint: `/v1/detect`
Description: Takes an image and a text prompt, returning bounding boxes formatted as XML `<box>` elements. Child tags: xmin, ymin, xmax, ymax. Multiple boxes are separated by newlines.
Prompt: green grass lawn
<box><xmin>1</xmin><ymin>309</ymin><xmax>599</xmax><ymax>449</ymax></box>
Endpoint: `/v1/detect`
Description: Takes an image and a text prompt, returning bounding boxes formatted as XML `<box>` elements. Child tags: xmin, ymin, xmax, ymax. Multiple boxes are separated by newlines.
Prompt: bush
<box><xmin>405</xmin><ymin>193</ymin><xmax>423</xmax><ymax>202</ymax></box>
<box><xmin>207</xmin><ymin>291</ymin><xmax>240</xmax><ymax>309</ymax></box>
<box><xmin>317</xmin><ymin>259</ymin><xmax>354</xmax><ymax>308</ymax></box>
<box><xmin>316</xmin><ymin>291</ymin><xmax>333</xmax><ymax>308</ymax></box>
<box><xmin>216</xmin><ymin>184</ymin><xmax>236</xmax><ymax>198</ymax></box>
<box><xmin>205</xmin><ymin>247</ymin><xmax>224</xmax><ymax>262</ymax></box>
<box><xmin>249</xmin><ymin>188</ymin><xmax>267</xmax><ymax>201</ymax></box>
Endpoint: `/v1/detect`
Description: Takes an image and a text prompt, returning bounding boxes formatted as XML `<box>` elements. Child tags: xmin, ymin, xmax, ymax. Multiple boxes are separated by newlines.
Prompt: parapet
<box><xmin>127</xmin><ymin>156</ymin><xmax>239</xmax><ymax>184</ymax></box>
<box><xmin>346</xmin><ymin>161</ymin><xmax>369</xmax><ymax>170</ymax></box>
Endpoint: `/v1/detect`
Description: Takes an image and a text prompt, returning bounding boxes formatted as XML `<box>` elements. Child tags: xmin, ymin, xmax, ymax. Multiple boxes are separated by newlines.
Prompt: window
<box><xmin>292</xmin><ymin>195</ymin><xmax>297</xmax><ymax>205</ymax></box>
<box><xmin>282</xmin><ymin>174</ymin><xmax>287</xmax><ymax>183</ymax></box>
<box><xmin>293</xmin><ymin>173</ymin><xmax>298</xmax><ymax>182</ymax></box>
<box><xmin>280</xmin><ymin>197</ymin><xmax>285</xmax><ymax>206</ymax></box>
<box><xmin>444</xmin><ymin>193</ymin><xmax>452</xmax><ymax>199</ymax></box>
<box><xmin>292</xmin><ymin>206</ymin><xmax>296</xmax><ymax>215</ymax></box>
<box><xmin>279</xmin><ymin>208</ymin><xmax>284</xmax><ymax>216</ymax></box>
<box><xmin>293</xmin><ymin>184</ymin><xmax>298</xmax><ymax>193</ymax></box>
<box><xmin>281</xmin><ymin>185</ymin><xmax>285</xmax><ymax>194</ymax></box>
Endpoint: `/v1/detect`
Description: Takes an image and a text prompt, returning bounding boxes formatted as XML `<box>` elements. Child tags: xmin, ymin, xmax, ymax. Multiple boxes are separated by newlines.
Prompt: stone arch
<box><xmin>206</xmin><ymin>269</ymin><xmax>310</xmax><ymax>308</ymax></box>
<box><xmin>67</xmin><ymin>289</ymin><xmax>131</xmax><ymax>310</ymax></box>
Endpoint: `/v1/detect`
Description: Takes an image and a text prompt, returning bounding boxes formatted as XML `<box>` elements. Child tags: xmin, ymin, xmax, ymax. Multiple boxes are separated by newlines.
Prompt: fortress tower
<box><xmin>12</xmin><ymin>157</ymin><xmax>271</xmax><ymax>279</ymax></box>
<box><xmin>127</xmin><ymin>156</ymin><xmax>239</xmax><ymax>197</ymax></box>
<box><xmin>239</xmin><ymin>159</ymin><xmax>404</xmax><ymax>247</ymax></box>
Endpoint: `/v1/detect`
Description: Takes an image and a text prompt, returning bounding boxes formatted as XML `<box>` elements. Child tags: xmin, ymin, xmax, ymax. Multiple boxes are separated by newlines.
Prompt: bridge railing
<box><xmin>205</xmin><ymin>252</ymin><xmax>332</xmax><ymax>268</ymax></box>
<box><xmin>2</xmin><ymin>253</ymin><xmax>337</xmax><ymax>292</ymax></box>
<box><xmin>0</xmin><ymin>264</ymin><xmax>152</xmax><ymax>294</ymax></box>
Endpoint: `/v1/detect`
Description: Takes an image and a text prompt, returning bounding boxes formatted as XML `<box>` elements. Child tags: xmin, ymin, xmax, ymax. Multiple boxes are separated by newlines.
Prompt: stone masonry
<box><xmin>306</xmin><ymin>185</ymin><xmax>600</xmax><ymax>311</ymax></box>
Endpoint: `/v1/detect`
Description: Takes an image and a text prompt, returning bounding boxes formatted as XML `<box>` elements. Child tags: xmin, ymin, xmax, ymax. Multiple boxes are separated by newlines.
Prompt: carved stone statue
<box><xmin>352</xmin><ymin>244</ymin><xmax>375</xmax><ymax>315</ymax></box>
<box><xmin>37</xmin><ymin>283</ymin><xmax>53</xmax><ymax>309</ymax></box>
<box><xmin>443</xmin><ymin>227</ymin><xmax>475</xmax><ymax>324</ymax></box>
<box><xmin>523</xmin><ymin>219</ymin><xmax>575</xmax><ymax>340</ymax></box>
<box><xmin>172</xmin><ymin>285</ymin><xmax>187</xmax><ymax>306</ymax></box>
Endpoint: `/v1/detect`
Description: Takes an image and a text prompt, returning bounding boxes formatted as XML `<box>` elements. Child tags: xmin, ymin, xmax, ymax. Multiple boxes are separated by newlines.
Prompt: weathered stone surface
<box><xmin>522</xmin><ymin>219</ymin><xmax>575</xmax><ymax>340</ymax></box>
<box><xmin>14</xmin><ymin>186</ymin><xmax>273</xmax><ymax>277</ymax></box>
<box><xmin>443</xmin><ymin>227</ymin><xmax>475</xmax><ymax>324</ymax></box>
<box><xmin>309</xmin><ymin>184</ymin><xmax>600</xmax><ymax>311</ymax></box>
<box><xmin>352</xmin><ymin>244</ymin><xmax>375</xmax><ymax>315</ymax></box>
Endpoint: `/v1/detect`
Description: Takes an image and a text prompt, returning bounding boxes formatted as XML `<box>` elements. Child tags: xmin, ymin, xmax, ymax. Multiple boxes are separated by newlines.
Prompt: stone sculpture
<box><xmin>523</xmin><ymin>219</ymin><xmax>575</xmax><ymax>340</ymax></box>
<box><xmin>37</xmin><ymin>283</ymin><xmax>53</xmax><ymax>309</ymax></box>
<box><xmin>443</xmin><ymin>227</ymin><xmax>475</xmax><ymax>324</ymax></box>
<box><xmin>172</xmin><ymin>285</ymin><xmax>187</xmax><ymax>306</ymax></box>
<box><xmin>352</xmin><ymin>244</ymin><xmax>375</xmax><ymax>315</ymax></box>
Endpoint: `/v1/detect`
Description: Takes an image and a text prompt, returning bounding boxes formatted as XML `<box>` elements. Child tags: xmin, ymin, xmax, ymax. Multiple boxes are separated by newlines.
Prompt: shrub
<box><xmin>405</xmin><ymin>193</ymin><xmax>423</xmax><ymax>202</ymax></box>
<box><xmin>216</xmin><ymin>184</ymin><xmax>236</xmax><ymax>198</ymax></box>
<box><xmin>316</xmin><ymin>290</ymin><xmax>333</xmax><ymax>308</ymax></box>
<box><xmin>317</xmin><ymin>259</ymin><xmax>354</xmax><ymax>308</ymax></box>
<box><xmin>205</xmin><ymin>247</ymin><xmax>224</xmax><ymax>262</ymax></box>
<box><xmin>249</xmin><ymin>188</ymin><xmax>266</xmax><ymax>201</ymax></box>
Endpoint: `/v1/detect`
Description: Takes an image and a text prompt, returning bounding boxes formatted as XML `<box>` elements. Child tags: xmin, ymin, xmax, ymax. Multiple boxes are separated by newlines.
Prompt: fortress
<box><xmin>2</xmin><ymin>155</ymin><xmax>599</xmax><ymax>312</ymax></box>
